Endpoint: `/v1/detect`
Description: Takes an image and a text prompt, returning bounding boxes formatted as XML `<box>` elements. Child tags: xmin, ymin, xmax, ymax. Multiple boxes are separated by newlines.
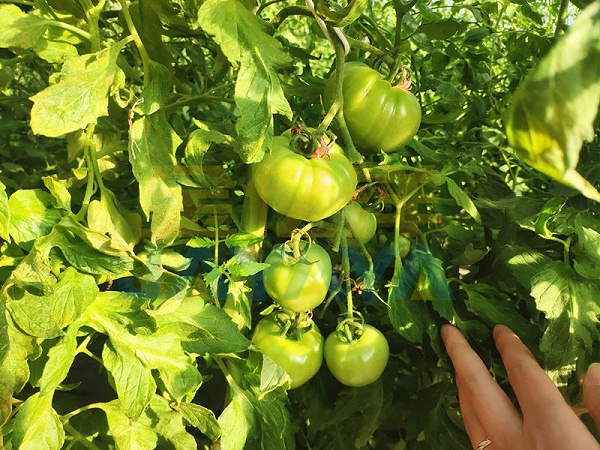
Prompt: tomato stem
<box><xmin>340</xmin><ymin>228</ymin><xmax>354</xmax><ymax>318</ymax></box>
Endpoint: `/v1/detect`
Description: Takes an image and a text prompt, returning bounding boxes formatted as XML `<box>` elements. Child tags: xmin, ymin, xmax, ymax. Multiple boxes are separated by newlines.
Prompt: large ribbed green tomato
<box><xmin>263</xmin><ymin>242</ymin><xmax>332</xmax><ymax>312</ymax></box>
<box><xmin>252</xmin><ymin>135</ymin><xmax>357</xmax><ymax>222</ymax></box>
<box><xmin>324</xmin><ymin>324</ymin><xmax>389</xmax><ymax>387</ymax></box>
<box><xmin>252</xmin><ymin>314</ymin><xmax>324</xmax><ymax>389</ymax></box>
<box><xmin>323</xmin><ymin>62</ymin><xmax>421</xmax><ymax>154</ymax></box>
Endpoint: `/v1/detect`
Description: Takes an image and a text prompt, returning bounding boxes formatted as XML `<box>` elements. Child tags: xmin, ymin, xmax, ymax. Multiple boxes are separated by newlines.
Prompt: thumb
<box><xmin>583</xmin><ymin>363</ymin><xmax>599</xmax><ymax>432</ymax></box>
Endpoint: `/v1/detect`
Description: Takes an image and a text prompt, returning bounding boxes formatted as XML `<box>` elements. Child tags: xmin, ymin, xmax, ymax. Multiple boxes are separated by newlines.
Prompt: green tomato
<box><xmin>396</xmin><ymin>235</ymin><xmax>411</xmax><ymax>259</ymax></box>
<box><xmin>263</xmin><ymin>242</ymin><xmax>332</xmax><ymax>312</ymax></box>
<box><xmin>324</xmin><ymin>324</ymin><xmax>389</xmax><ymax>387</ymax></box>
<box><xmin>338</xmin><ymin>202</ymin><xmax>377</xmax><ymax>244</ymax></box>
<box><xmin>323</xmin><ymin>62</ymin><xmax>421</xmax><ymax>154</ymax></box>
<box><xmin>252</xmin><ymin>314</ymin><xmax>324</xmax><ymax>389</ymax></box>
<box><xmin>252</xmin><ymin>134</ymin><xmax>357</xmax><ymax>222</ymax></box>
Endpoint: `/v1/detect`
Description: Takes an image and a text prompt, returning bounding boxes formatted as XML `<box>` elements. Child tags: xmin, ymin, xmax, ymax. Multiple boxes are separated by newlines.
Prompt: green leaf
<box><xmin>10</xmin><ymin>392</ymin><xmax>64</xmax><ymax>450</ymax></box>
<box><xmin>184</xmin><ymin>123</ymin><xmax>233</xmax><ymax>188</ymax></box>
<box><xmin>87</xmin><ymin>189</ymin><xmax>142</xmax><ymax>249</ymax></box>
<box><xmin>39</xmin><ymin>321</ymin><xmax>80</xmax><ymax>394</ymax></box>
<box><xmin>218</xmin><ymin>389</ymin><xmax>254</xmax><ymax>450</ymax></box>
<box><xmin>506</xmin><ymin>2</ymin><xmax>600</xmax><ymax>201</ymax></box>
<box><xmin>219</xmin><ymin>354</ymin><xmax>293</xmax><ymax>450</ymax></box>
<box><xmin>8</xmin><ymin>266</ymin><xmax>97</xmax><ymax>338</ymax></box>
<box><xmin>52</xmin><ymin>218</ymin><xmax>134</xmax><ymax>275</ymax></box>
<box><xmin>42</xmin><ymin>176</ymin><xmax>71</xmax><ymax>212</ymax></box>
<box><xmin>104</xmin><ymin>401</ymin><xmax>158</xmax><ymax>450</ymax></box>
<box><xmin>463</xmin><ymin>283</ymin><xmax>541</xmax><ymax>350</ymax></box>
<box><xmin>86</xmin><ymin>293</ymin><xmax>203</xmax><ymax>412</ymax></box>
<box><xmin>30</xmin><ymin>41</ymin><xmax>127</xmax><ymax>137</ymax></box>
<box><xmin>531</xmin><ymin>261</ymin><xmax>600</xmax><ymax>369</ymax></box>
<box><xmin>571</xmin><ymin>212</ymin><xmax>600</xmax><ymax>280</ymax></box>
<box><xmin>103</xmin><ymin>339</ymin><xmax>157</xmax><ymax>419</ymax></box>
<box><xmin>173</xmin><ymin>302</ymin><xmax>251</xmax><ymax>355</ymax></box>
<box><xmin>0</xmin><ymin>5</ymin><xmax>51</xmax><ymax>49</ymax></box>
<box><xmin>417</xmin><ymin>19</ymin><xmax>461</xmax><ymax>40</ymax></box>
<box><xmin>446</xmin><ymin>178</ymin><xmax>482</xmax><ymax>224</ymax></box>
<box><xmin>533</xmin><ymin>196</ymin><xmax>566</xmax><ymax>238</ymax></box>
<box><xmin>140</xmin><ymin>397</ymin><xmax>198</xmax><ymax>449</ymax></box>
<box><xmin>198</xmin><ymin>0</ymin><xmax>292</xmax><ymax>163</ymax></box>
<box><xmin>130</xmin><ymin>112</ymin><xmax>183</xmax><ymax>247</ymax></box>
<box><xmin>0</xmin><ymin>180</ymin><xmax>9</xmax><ymax>241</ymax></box>
<box><xmin>8</xmin><ymin>189</ymin><xmax>62</xmax><ymax>250</ymax></box>
<box><xmin>140</xmin><ymin>60</ymin><xmax>173</xmax><ymax>116</ymax></box>
<box><xmin>226</xmin><ymin>256</ymin><xmax>269</xmax><ymax>277</ymax></box>
<box><xmin>0</xmin><ymin>324</ymin><xmax>39</xmax><ymax>426</ymax></box>
<box><xmin>224</xmin><ymin>232</ymin><xmax>264</xmax><ymax>249</ymax></box>
<box><xmin>179</xmin><ymin>401</ymin><xmax>221</xmax><ymax>441</ymax></box>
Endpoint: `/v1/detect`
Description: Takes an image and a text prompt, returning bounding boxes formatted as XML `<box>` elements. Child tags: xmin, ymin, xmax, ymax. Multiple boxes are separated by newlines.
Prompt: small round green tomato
<box><xmin>252</xmin><ymin>314</ymin><xmax>324</xmax><ymax>389</ymax></box>
<box><xmin>340</xmin><ymin>202</ymin><xmax>377</xmax><ymax>244</ymax></box>
<box><xmin>252</xmin><ymin>135</ymin><xmax>357</xmax><ymax>222</ymax></box>
<box><xmin>323</xmin><ymin>62</ymin><xmax>421</xmax><ymax>154</ymax></box>
<box><xmin>263</xmin><ymin>243</ymin><xmax>332</xmax><ymax>312</ymax></box>
<box><xmin>324</xmin><ymin>324</ymin><xmax>389</xmax><ymax>387</ymax></box>
<box><xmin>396</xmin><ymin>235</ymin><xmax>411</xmax><ymax>259</ymax></box>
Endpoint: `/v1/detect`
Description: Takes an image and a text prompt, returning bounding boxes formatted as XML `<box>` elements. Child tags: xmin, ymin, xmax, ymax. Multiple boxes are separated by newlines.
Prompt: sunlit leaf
<box><xmin>506</xmin><ymin>2</ymin><xmax>600</xmax><ymax>201</ymax></box>
<box><xmin>11</xmin><ymin>392</ymin><xmax>64</xmax><ymax>450</ymax></box>
<box><xmin>198</xmin><ymin>0</ymin><xmax>292</xmax><ymax>163</ymax></box>
<box><xmin>532</xmin><ymin>261</ymin><xmax>600</xmax><ymax>369</ymax></box>
<box><xmin>30</xmin><ymin>41</ymin><xmax>127</xmax><ymax>137</ymax></box>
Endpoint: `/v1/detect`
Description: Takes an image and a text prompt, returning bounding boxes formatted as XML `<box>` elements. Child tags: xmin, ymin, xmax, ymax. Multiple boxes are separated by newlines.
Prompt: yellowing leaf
<box><xmin>0</xmin><ymin>5</ymin><xmax>51</xmax><ymax>49</ymax></box>
<box><xmin>30</xmin><ymin>41</ymin><xmax>126</xmax><ymax>137</ymax></box>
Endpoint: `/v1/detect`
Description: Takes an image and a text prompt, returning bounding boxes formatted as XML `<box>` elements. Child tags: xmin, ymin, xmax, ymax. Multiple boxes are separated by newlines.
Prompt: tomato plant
<box><xmin>252</xmin><ymin>312</ymin><xmax>324</xmax><ymax>389</ymax></box>
<box><xmin>0</xmin><ymin>0</ymin><xmax>597</xmax><ymax>449</ymax></box>
<box><xmin>323</xmin><ymin>62</ymin><xmax>422</xmax><ymax>154</ymax></box>
<box><xmin>324</xmin><ymin>323</ymin><xmax>390</xmax><ymax>387</ymax></box>
<box><xmin>252</xmin><ymin>130</ymin><xmax>357</xmax><ymax>222</ymax></box>
<box><xmin>263</xmin><ymin>241</ymin><xmax>332</xmax><ymax>312</ymax></box>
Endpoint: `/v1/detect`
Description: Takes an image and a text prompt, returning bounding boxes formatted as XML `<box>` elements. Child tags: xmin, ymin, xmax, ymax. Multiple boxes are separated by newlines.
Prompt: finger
<box><xmin>455</xmin><ymin>374</ymin><xmax>491</xmax><ymax>449</ymax></box>
<box><xmin>493</xmin><ymin>324</ymin><xmax>572</xmax><ymax>419</ymax></box>
<box><xmin>583</xmin><ymin>363</ymin><xmax>599</xmax><ymax>431</ymax></box>
<box><xmin>441</xmin><ymin>325</ymin><xmax>522</xmax><ymax>438</ymax></box>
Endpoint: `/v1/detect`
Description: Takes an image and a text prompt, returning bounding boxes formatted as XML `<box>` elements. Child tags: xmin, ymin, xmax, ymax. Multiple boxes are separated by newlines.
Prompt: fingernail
<box><xmin>585</xmin><ymin>363</ymin><xmax>600</xmax><ymax>386</ymax></box>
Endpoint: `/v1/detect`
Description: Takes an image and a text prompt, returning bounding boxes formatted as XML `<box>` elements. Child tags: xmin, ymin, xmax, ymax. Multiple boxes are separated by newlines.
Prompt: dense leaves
<box><xmin>0</xmin><ymin>0</ymin><xmax>598</xmax><ymax>449</ymax></box>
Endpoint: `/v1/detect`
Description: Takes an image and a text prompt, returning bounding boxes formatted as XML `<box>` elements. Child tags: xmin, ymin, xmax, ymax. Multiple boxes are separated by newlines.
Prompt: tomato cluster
<box><xmin>251</xmin><ymin>59</ymin><xmax>422</xmax><ymax>389</ymax></box>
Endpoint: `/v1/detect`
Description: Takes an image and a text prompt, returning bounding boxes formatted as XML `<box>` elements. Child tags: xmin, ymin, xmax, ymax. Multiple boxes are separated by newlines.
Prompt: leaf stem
<box><xmin>117</xmin><ymin>0</ymin><xmax>151</xmax><ymax>83</ymax></box>
<box><xmin>49</xmin><ymin>20</ymin><xmax>92</xmax><ymax>42</ymax></box>
<box><xmin>74</xmin><ymin>123</ymin><xmax>98</xmax><ymax>221</ymax></box>
<box><xmin>63</xmin><ymin>422</ymin><xmax>103</xmax><ymax>450</ymax></box>
<box><xmin>554</xmin><ymin>0</ymin><xmax>570</xmax><ymax>37</ymax></box>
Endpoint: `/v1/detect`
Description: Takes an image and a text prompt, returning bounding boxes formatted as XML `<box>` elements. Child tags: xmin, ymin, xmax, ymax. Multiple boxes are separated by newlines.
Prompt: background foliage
<box><xmin>0</xmin><ymin>0</ymin><xmax>598</xmax><ymax>449</ymax></box>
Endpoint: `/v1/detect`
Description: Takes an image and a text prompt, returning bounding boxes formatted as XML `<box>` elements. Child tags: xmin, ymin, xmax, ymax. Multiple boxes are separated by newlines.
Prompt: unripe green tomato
<box><xmin>396</xmin><ymin>235</ymin><xmax>411</xmax><ymax>259</ymax></box>
<box><xmin>252</xmin><ymin>134</ymin><xmax>357</xmax><ymax>222</ymax></box>
<box><xmin>252</xmin><ymin>314</ymin><xmax>324</xmax><ymax>389</ymax></box>
<box><xmin>323</xmin><ymin>62</ymin><xmax>421</xmax><ymax>154</ymax></box>
<box><xmin>263</xmin><ymin>242</ymin><xmax>332</xmax><ymax>312</ymax></box>
<box><xmin>324</xmin><ymin>324</ymin><xmax>389</xmax><ymax>387</ymax></box>
<box><xmin>338</xmin><ymin>202</ymin><xmax>377</xmax><ymax>244</ymax></box>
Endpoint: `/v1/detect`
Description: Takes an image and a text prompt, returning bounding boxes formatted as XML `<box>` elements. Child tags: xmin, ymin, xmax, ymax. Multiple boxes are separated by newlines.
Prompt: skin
<box><xmin>441</xmin><ymin>324</ymin><xmax>599</xmax><ymax>450</ymax></box>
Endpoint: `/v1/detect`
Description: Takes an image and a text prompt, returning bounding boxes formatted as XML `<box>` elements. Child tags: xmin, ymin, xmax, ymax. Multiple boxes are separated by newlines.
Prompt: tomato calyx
<box><xmin>288</xmin><ymin>123</ymin><xmax>336</xmax><ymax>160</ymax></box>
<box><xmin>271</xmin><ymin>309</ymin><xmax>315</xmax><ymax>341</ymax></box>
<box><xmin>334</xmin><ymin>312</ymin><xmax>366</xmax><ymax>344</ymax></box>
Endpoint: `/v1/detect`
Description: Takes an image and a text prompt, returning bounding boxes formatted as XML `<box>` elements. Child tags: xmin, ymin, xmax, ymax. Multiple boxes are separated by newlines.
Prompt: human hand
<box><xmin>441</xmin><ymin>323</ymin><xmax>599</xmax><ymax>450</ymax></box>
